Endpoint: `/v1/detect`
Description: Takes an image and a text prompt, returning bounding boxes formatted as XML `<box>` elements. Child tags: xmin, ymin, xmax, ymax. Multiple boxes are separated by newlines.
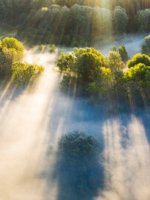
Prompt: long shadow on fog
<box><xmin>42</xmin><ymin>92</ymin><xmax>109</xmax><ymax>199</ymax></box>
<box><xmin>0</xmin><ymin>84</ymin><xmax>27</xmax><ymax>118</ymax></box>
<box><xmin>44</xmin><ymin>85</ymin><xmax>150</xmax><ymax>200</ymax></box>
<box><xmin>54</xmin><ymin>132</ymin><xmax>105</xmax><ymax>200</ymax></box>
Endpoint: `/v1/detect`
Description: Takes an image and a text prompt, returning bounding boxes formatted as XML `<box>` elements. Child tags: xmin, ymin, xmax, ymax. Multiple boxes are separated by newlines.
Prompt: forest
<box><xmin>0</xmin><ymin>1</ymin><xmax>150</xmax><ymax>200</ymax></box>
<box><xmin>0</xmin><ymin>0</ymin><xmax>150</xmax><ymax>45</ymax></box>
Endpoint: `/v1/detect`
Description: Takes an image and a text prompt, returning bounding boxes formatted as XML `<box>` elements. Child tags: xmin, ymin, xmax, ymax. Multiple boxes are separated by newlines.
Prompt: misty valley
<box><xmin>0</xmin><ymin>0</ymin><xmax>150</xmax><ymax>200</ymax></box>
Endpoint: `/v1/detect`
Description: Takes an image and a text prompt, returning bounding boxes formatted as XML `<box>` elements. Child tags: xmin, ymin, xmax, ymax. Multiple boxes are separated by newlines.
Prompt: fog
<box><xmin>98</xmin><ymin>115</ymin><xmax>150</xmax><ymax>200</ymax></box>
<box><xmin>60</xmin><ymin>34</ymin><xmax>146</xmax><ymax>57</ymax></box>
<box><xmin>0</xmin><ymin>46</ymin><xmax>149</xmax><ymax>200</ymax></box>
<box><xmin>94</xmin><ymin>34</ymin><xmax>146</xmax><ymax>56</ymax></box>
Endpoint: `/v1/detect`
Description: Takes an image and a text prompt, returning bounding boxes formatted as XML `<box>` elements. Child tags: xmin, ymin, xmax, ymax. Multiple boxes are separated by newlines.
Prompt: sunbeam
<box><xmin>98</xmin><ymin>115</ymin><xmax>150</xmax><ymax>200</ymax></box>
<box><xmin>0</xmin><ymin>1</ymin><xmax>149</xmax><ymax>199</ymax></box>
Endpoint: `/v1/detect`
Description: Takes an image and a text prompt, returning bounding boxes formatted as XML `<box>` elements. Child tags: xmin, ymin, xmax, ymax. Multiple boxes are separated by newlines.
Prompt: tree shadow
<box><xmin>54</xmin><ymin>132</ymin><xmax>105</xmax><ymax>200</ymax></box>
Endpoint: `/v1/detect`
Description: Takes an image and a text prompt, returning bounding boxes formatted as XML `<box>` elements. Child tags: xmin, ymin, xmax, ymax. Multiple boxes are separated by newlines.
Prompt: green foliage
<box><xmin>12</xmin><ymin>62</ymin><xmax>44</xmax><ymax>84</ymax></box>
<box><xmin>88</xmin><ymin>66</ymin><xmax>113</xmax><ymax>98</ymax></box>
<box><xmin>49</xmin><ymin>44</ymin><xmax>57</xmax><ymax>53</ymax></box>
<box><xmin>0</xmin><ymin>37</ymin><xmax>24</xmax><ymax>76</ymax></box>
<box><xmin>111</xmin><ymin>45</ymin><xmax>129</xmax><ymax>62</ymax></box>
<box><xmin>124</xmin><ymin>63</ymin><xmax>150</xmax><ymax>83</ymax></box>
<box><xmin>124</xmin><ymin>63</ymin><xmax>150</xmax><ymax>102</ymax></box>
<box><xmin>0</xmin><ymin>37</ymin><xmax>24</xmax><ymax>52</ymax></box>
<box><xmin>113</xmin><ymin>6</ymin><xmax>128</xmax><ymax>34</ymax></box>
<box><xmin>118</xmin><ymin>45</ymin><xmax>129</xmax><ymax>62</ymax></box>
<box><xmin>142</xmin><ymin>35</ymin><xmax>150</xmax><ymax>55</ymax></box>
<box><xmin>38</xmin><ymin>44</ymin><xmax>46</xmax><ymax>52</ymax></box>
<box><xmin>57</xmin><ymin>47</ymin><xmax>150</xmax><ymax>106</ymax></box>
<box><xmin>57</xmin><ymin>53</ymin><xmax>76</xmax><ymax>72</ymax></box>
<box><xmin>57</xmin><ymin>131</ymin><xmax>104</xmax><ymax>200</ymax></box>
<box><xmin>137</xmin><ymin>9</ymin><xmax>150</xmax><ymax>32</ymax></box>
<box><xmin>74</xmin><ymin>49</ymin><xmax>105</xmax><ymax>84</ymax></box>
<box><xmin>0</xmin><ymin>0</ymin><xmax>150</xmax><ymax>46</ymax></box>
<box><xmin>59</xmin><ymin>131</ymin><xmax>99</xmax><ymax>161</ymax></box>
<box><xmin>107</xmin><ymin>51</ymin><xmax>125</xmax><ymax>72</ymax></box>
<box><xmin>57</xmin><ymin>48</ymin><xmax>127</xmax><ymax>100</ymax></box>
<box><xmin>57</xmin><ymin>48</ymin><xmax>106</xmax><ymax>95</ymax></box>
<box><xmin>127</xmin><ymin>53</ymin><xmax>150</xmax><ymax>68</ymax></box>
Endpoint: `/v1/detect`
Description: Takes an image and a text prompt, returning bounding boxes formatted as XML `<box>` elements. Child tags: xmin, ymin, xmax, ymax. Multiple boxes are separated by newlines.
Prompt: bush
<box><xmin>142</xmin><ymin>35</ymin><xmax>150</xmax><ymax>55</ymax></box>
<box><xmin>12</xmin><ymin>62</ymin><xmax>44</xmax><ymax>84</ymax></box>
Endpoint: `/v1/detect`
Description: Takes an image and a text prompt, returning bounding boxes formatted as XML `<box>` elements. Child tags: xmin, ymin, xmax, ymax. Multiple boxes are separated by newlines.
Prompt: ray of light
<box><xmin>0</xmin><ymin>50</ymin><xmax>60</xmax><ymax>200</ymax></box>
<box><xmin>98</xmin><ymin>115</ymin><xmax>150</xmax><ymax>200</ymax></box>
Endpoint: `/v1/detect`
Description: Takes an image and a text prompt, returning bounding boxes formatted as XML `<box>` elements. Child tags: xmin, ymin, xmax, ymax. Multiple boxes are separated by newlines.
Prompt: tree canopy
<box><xmin>0</xmin><ymin>0</ymin><xmax>149</xmax><ymax>46</ymax></box>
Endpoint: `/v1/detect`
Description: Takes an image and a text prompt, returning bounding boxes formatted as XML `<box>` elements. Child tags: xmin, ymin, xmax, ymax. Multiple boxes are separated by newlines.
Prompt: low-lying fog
<box><xmin>0</xmin><ymin>39</ymin><xmax>149</xmax><ymax>200</ymax></box>
<box><xmin>95</xmin><ymin>34</ymin><xmax>146</xmax><ymax>56</ymax></box>
<box><xmin>61</xmin><ymin>34</ymin><xmax>146</xmax><ymax>57</ymax></box>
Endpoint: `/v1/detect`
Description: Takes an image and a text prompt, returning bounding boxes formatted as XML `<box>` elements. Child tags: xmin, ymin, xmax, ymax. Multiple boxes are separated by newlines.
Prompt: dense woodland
<box><xmin>0</xmin><ymin>35</ymin><xmax>150</xmax><ymax>109</ymax></box>
<box><xmin>57</xmin><ymin>46</ymin><xmax>150</xmax><ymax>108</ymax></box>
<box><xmin>0</xmin><ymin>0</ymin><xmax>150</xmax><ymax>108</ymax></box>
<box><xmin>0</xmin><ymin>0</ymin><xmax>150</xmax><ymax>45</ymax></box>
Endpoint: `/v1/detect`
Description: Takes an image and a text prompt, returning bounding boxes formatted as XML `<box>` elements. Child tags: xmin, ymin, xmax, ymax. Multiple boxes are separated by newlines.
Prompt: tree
<box><xmin>127</xmin><ymin>53</ymin><xmax>150</xmax><ymax>68</ymax></box>
<box><xmin>107</xmin><ymin>51</ymin><xmax>125</xmax><ymax>72</ymax></box>
<box><xmin>118</xmin><ymin>45</ymin><xmax>129</xmax><ymax>62</ymax></box>
<box><xmin>0</xmin><ymin>37</ymin><xmax>24</xmax><ymax>61</ymax></box>
<box><xmin>142</xmin><ymin>35</ymin><xmax>150</xmax><ymax>55</ymax></box>
<box><xmin>56</xmin><ymin>132</ymin><xmax>104</xmax><ymax>200</ymax></box>
<box><xmin>0</xmin><ymin>37</ymin><xmax>24</xmax><ymax>76</ymax></box>
<box><xmin>57</xmin><ymin>52</ymin><xmax>76</xmax><ymax>72</ymax></box>
<box><xmin>137</xmin><ymin>9</ymin><xmax>150</xmax><ymax>32</ymax></box>
<box><xmin>125</xmin><ymin>63</ymin><xmax>150</xmax><ymax>83</ymax></box>
<box><xmin>74</xmin><ymin>49</ymin><xmax>105</xmax><ymax>84</ymax></box>
<box><xmin>113</xmin><ymin>6</ymin><xmax>128</xmax><ymax>34</ymax></box>
<box><xmin>124</xmin><ymin>63</ymin><xmax>150</xmax><ymax>103</ymax></box>
<box><xmin>57</xmin><ymin>48</ymin><xmax>106</xmax><ymax>95</ymax></box>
